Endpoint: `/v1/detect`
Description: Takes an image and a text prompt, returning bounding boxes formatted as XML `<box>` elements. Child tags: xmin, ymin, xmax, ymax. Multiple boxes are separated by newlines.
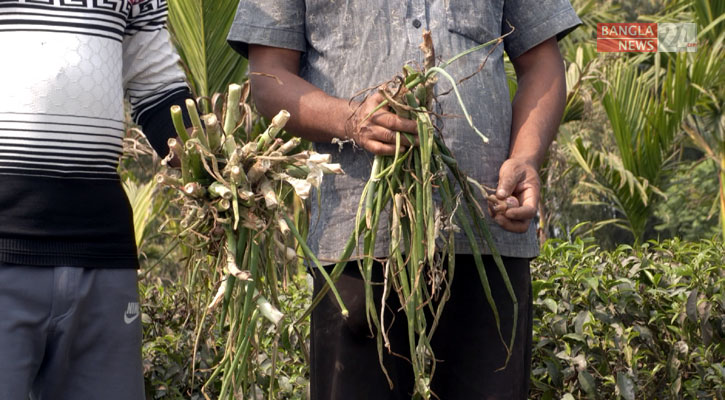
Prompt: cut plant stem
<box><xmin>282</xmin><ymin>214</ymin><xmax>349</xmax><ymax>318</ymax></box>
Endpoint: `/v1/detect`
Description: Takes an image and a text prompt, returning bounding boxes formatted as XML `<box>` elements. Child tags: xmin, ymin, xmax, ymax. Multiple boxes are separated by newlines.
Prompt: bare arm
<box><xmin>493</xmin><ymin>37</ymin><xmax>567</xmax><ymax>232</ymax></box>
<box><xmin>248</xmin><ymin>45</ymin><xmax>417</xmax><ymax>155</ymax></box>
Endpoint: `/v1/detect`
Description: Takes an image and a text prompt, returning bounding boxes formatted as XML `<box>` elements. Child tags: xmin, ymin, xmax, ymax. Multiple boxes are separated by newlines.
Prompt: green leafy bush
<box><xmin>530</xmin><ymin>238</ymin><xmax>725</xmax><ymax>399</ymax></box>
<box><xmin>140</xmin><ymin>272</ymin><xmax>312</xmax><ymax>399</ymax></box>
<box><xmin>654</xmin><ymin>159</ymin><xmax>721</xmax><ymax>241</ymax></box>
<box><xmin>141</xmin><ymin>278</ymin><xmax>219</xmax><ymax>400</ymax></box>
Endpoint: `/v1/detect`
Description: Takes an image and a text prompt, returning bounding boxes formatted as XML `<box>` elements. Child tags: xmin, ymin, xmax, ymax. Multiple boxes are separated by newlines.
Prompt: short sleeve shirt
<box><xmin>228</xmin><ymin>0</ymin><xmax>581</xmax><ymax>261</ymax></box>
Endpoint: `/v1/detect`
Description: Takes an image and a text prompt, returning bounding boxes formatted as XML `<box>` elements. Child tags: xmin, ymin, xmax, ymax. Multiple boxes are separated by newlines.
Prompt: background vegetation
<box><xmin>119</xmin><ymin>0</ymin><xmax>724</xmax><ymax>398</ymax></box>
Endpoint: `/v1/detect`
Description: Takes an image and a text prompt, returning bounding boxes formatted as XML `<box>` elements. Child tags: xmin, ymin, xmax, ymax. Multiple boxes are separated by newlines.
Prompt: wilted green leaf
<box><xmin>585</xmin><ymin>277</ymin><xmax>599</xmax><ymax>293</ymax></box>
<box><xmin>668</xmin><ymin>354</ymin><xmax>682</xmax><ymax>380</ymax></box>
<box><xmin>553</xmin><ymin>316</ymin><xmax>568</xmax><ymax>336</ymax></box>
<box><xmin>633</xmin><ymin>324</ymin><xmax>653</xmax><ymax>343</ymax></box>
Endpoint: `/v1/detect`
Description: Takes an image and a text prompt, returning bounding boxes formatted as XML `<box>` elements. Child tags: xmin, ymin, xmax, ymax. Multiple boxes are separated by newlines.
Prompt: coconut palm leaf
<box><xmin>569</xmin><ymin>137</ymin><xmax>661</xmax><ymax>240</ymax></box>
<box><xmin>574</xmin><ymin>47</ymin><xmax>712</xmax><ymax>243</ymax></box>
<box><xmin>559</xmin><ymin>0</ymin><xmax>620</xmax><ymax>59</ymax></box>
<box><xmin>682</xmin><ymin>31</ymin><xmax>725</xmax><ymax>239</ymax></box>
<box><xmin>683</xmin><ymin>0</ymin><xmax>725</xmax><ymax>43</ymax></box>
<box><xmin>561</xmin><ymin>46</ymin><xmax>599</xmax><ymax>124</ymax></box>
<box><xmin>123</xmin><ymin>178</ymin><xmax>158</xmax><ymax>249</ymax></box>
<box><xmin>167</xmin><ymin>0</ymin><xmax>247</xmax><ymax>110</ymax></box>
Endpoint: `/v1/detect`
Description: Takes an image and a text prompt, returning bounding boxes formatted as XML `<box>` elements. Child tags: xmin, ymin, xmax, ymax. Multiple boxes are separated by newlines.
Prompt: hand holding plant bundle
<box><xmin>314</xmin><ymin>31</ymin><xmax>520</xmax><ymax>398</ymax></box>
<box><xmin>154</xmin><ymin>83</ymin><xmax>345</xmax><ymax>398</ymax></box>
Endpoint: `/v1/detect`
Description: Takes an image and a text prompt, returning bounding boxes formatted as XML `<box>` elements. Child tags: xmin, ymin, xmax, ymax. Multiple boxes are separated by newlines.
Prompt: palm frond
<box><xmin>168</xmin><ymin>0</ymin><xmax>247</xmax><ymax>110</ymax></box>
<box><xmin>123</xmin><ymin>178</ymin><xmax>158</xmax><ymax>248</ymax></box>
<box><xmin>562</xmin><ymin>46</ymin><xmax>600</xmax><ymax>124</ymax></box>
<box><xmin>568</xmin><ymin>137</ymin><xmax>664</xmax><ymax>241</ymax></box>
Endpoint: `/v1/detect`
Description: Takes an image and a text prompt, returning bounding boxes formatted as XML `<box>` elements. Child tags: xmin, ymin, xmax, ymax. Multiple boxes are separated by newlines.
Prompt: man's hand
<box><xmin>248</xmin><ymin>45</ymin><xmax>417</xmax><ymax>156</ymax></box>
<box><xmin>345</xmin><ymin>92</ymin><xmax>418</xmax><ymax>155</ymax></box>
<box><xmin>492</xmin><ymin>37</ymin><xmax>565</xmax><ymax>233</ymax></box>
<box><xmin>491</xmin><ymin>158</ymin><xmax>540</xmax><ymax>233</ymax></box>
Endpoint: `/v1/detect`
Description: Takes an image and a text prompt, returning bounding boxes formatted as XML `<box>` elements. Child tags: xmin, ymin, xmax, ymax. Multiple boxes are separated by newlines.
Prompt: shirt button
<box><xmin>412</xmin><ymin>19</ymin><xmax>422</xmax><ymax>28</ymax></box>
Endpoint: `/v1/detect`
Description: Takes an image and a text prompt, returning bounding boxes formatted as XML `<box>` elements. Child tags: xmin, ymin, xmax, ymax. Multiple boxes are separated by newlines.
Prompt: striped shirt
<box><xmin>0</xmin><ymin>0</ymin><xmax>191</xmax><ymax>268</ymax></box>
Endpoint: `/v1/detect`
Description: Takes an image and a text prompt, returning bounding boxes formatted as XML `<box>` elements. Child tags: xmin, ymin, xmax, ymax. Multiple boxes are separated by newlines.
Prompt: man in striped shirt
<box><xmin>0</xmin><ymin>1</ymin><xmax>190</xmax><ymax>398</ymax></box>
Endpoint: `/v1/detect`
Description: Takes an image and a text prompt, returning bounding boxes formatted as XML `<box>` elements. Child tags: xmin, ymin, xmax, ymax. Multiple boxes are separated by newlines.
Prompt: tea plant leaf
<box><xmin>671</xmin><ymin>375</ymin><xmax>682</xmax><ymax>397</ymax></box>
<box><xmin>546</xmin><ymin>359</ymin><xmax>563</xmax><ymax>387</ymax></box>
<box><xmin>686</xmin><ymin>289</ymin><xmax>699</xmax><ymax>323</ymax></box>
<box><xmin>616</xmin><ymin>372</ymin><xmax>635</xmax><ymax>400</ymax></box>
<box><xmin>584</xmin><ymin>277</ymin><xmax>599</xmax><ymax>294</ymax></box>
<box><xmin>544</xmin><ymin>298</ymin><xmax>559</xmax><ymax>313</ymax></box>
<box><xmin>563</xmin><ymin>333</ymin><xmax>586</xmax><ymax>343</ymax></box>
<box><xmin>578</xmin><ymin>370</ymin><xmax>597</xmax><ymax>397</ymax></box>
<box><xmin>574</xmin><ymin>310</ymin><xmax>591</xmax><ymax>335</ymax></box>
<box><xmin>532</xmin><ymin>279</ymin><xmax>550</xmax><ymax>299</ymax></box>
<box><xmin>700</xmin><ymin>301</ymin><xmax>713</xmax><ymax>345</ymax></box>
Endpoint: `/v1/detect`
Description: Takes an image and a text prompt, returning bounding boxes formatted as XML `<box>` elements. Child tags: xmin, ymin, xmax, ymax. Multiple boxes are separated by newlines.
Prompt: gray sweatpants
<box><xmin>0</xmin><ymin>263</ymin><xmax>144</xmax><ymax>400</ymax></box>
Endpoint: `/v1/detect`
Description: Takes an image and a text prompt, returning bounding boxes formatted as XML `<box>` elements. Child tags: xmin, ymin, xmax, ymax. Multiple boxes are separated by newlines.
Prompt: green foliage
<box><xmin>545</xmin><ymin>0</ymin><xmax>725</xmax><ymax>246</ymax></box>
<box><xmin>530</xmin><ymin>238</ymin><xmax>725</xmax><ymax>399</ymax></box>
<box><xmin>679</xmin><ymin>1</ymin><xmax>725</xmax><ymax>239</ymax></box>
<box><xmin>141</xmin><ymin>279</ymin><xmax>217</xmax><ymax>400</ymax></box>
<box><xmin>123</xmin><ymin>178</ymin><xmax>160</xmax><ymax>248</ymax></box>
<box><xmin>567</xmin><ymin>40</ymin><xmax>723</xmax><ymax>243</ymax></box>
<box><xmin>167</xmin><ymin>0</ymin><xmax>247</xmax><ymax>110</ymax></box>
<box><xmin>654</xmin><ymin>158</ymin><xmax>721</xmax><ymax>240</ymax></box>
<box><xmin>140</xmin><ymin>271</ymin><xmax>312</xmax><ymax>399</ymax></box>
<box><xmin>558</xmin><ymin>0</ymin><xmax>619</xmax><ymax>61</ymax></box>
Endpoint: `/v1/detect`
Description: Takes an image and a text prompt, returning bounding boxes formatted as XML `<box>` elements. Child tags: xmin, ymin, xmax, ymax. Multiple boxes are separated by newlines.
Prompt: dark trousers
<box><xmin>0</xmin><ymin>264</ymin><xmax>144</xmax><ymax>400</ymax></box>
<box><xmin>310</xmin><ymin>255</ymin><xmax>533</xmax><ymax>400</ymax></box>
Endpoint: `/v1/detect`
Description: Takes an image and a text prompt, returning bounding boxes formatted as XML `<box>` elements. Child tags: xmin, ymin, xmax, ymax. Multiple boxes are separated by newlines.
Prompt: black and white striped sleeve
<box><xmin>122</xmin><ymin>0</ymin><xmax>191</xmax><ymax>157</ymax></box>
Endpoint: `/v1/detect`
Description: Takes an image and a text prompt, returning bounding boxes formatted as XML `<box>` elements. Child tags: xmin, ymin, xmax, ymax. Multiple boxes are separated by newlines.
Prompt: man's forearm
<box><xmin>491</xmin><ymin>38</ymin><xmax>567</xmax><ymax>231</ymax></box>
<box><xmin>248</xmin><ymin>45</ymin><xmax>418</xmax><ymax>155</ymax></box>
<box><xmin>250</xmin><ymin>66</ymin><xmax>352</xmax><ymax>144</ymax></box>
<box><xmin>509</xmin><ymin>38</ymin><xmax>567</xmax><ymax>169</ymax></box>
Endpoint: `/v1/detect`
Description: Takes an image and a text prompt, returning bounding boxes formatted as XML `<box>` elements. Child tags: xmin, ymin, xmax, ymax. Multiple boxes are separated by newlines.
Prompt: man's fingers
<box><xmin>493</xmin><ymin>214</ymin><xmax>531</xmax><ymax>233</ymax></box>
<box><xmin>372</xmin><ymin>112</ymin><xmax>418</xmax><ymax>134</ymax></box>
<box><xmin>496</xmin><ymin>165</ymin><xmax>522</xmax><ymax>199</ymax></box>
<box><xmin>503</xmin><ymin>204</ymin><xmax>536</xmax><ymax>221</ymax></box>
<box><xmin>382</xmin><ymin>128</ymin><xmax>396</xmax><ymax>144</ymax></box>
<box><xmin>365</xmin><ymin>140</ymin><xmax>400</xmax><ymax>156</ymax></box>
<box><xmin>365</xmin><ymin>126</ymin><xmax>414</xmax><ymax>146</ymax></box>
<box><xmin>369</xmin><ymin>91</ymin><xmax>386</xmax><ymax>104</ymax></box>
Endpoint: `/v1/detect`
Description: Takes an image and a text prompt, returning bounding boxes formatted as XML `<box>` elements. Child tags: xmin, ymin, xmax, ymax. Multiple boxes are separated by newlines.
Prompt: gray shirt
<box><xmin>228</xmin><ymin>0</ymin><xmax>580</xmax><ymax>261</ymax></box>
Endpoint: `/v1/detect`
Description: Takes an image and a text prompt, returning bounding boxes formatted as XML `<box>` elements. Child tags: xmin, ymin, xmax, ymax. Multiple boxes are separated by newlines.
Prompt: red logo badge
<box><xmin>597</xmin><ymin>23</ymin><xmax>658</xmax><ymax>52</ymax></box>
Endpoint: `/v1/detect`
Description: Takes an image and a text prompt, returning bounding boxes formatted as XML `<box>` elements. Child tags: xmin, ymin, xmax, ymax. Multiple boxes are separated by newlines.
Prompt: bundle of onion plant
<box><xmin>319</xmin><ymin>32</ymin><xmax>519</xmax><ymax>398</ymax></box>
<box><xmin>154</xmin><ymin>82</ymin><xmax>345</xmax><ymax>399</ymax></box>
